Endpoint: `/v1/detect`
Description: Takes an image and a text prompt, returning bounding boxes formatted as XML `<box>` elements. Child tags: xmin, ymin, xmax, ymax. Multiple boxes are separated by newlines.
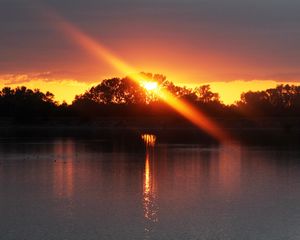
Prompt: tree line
<box><xmin>1</xmin><ymin>73</ymin><xmax>300</xmax><ymax>124</ymax></box>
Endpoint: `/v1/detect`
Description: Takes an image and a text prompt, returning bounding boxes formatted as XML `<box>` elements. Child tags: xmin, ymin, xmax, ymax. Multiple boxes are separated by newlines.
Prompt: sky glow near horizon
<box><xmin>1</xmin><ymin>0</ymin><xmax>300</xmax><ymax>103</ymax></box>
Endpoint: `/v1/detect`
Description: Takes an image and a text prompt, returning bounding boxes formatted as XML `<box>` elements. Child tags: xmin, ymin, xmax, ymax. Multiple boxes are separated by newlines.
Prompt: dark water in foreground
<box><xmin>1</xmin><ymin>135</ymin><xmax>300</xmax><ymax>240</ymax></box>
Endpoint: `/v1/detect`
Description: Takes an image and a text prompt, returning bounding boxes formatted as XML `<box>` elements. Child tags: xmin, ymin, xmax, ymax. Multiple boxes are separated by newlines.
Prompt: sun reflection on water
<box><xmin>141</xmin><ymin>134</ymin><xmax>157</xmax><ymax>147</ymax></box>
<box><xmin>142</xmin><ymin>134</ymin><xmax>158</xmax><ymax>238</ymax></box>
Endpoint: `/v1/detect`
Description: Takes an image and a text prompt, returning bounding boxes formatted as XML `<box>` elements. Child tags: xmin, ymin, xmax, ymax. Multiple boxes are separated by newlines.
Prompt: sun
<box><xmin>142</xmin><ymin>81</ymin><xmax>158</xmax><ymax>91</ymax></box>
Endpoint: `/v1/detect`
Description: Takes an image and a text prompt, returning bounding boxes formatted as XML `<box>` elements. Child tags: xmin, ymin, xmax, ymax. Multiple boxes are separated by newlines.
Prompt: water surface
<box><xmin>0</xmin><ymin>136</ymin><xmax>300</xmax><ymax>240</ymax></box>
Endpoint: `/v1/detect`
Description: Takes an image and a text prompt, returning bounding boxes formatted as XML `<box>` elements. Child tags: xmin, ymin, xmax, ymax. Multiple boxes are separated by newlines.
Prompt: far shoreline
<box><xmin>1</xmin><ymin>117</ymin><xmax>299</xmax><ymax>146</ymax></box>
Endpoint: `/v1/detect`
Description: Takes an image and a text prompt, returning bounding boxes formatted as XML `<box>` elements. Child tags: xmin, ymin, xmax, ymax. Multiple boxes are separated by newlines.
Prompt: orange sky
<box><xmin>1</xmin><ymin>76</ymin><xmax>298</xmax><ymax>105</ymax></box>
<box><xmin>1</xmin><ymin>0</ymin><xmax>300</xmax><ymax>105</ymax></box>
<box><xmin>191</xmin><ymin>80</ymin><xmax>300</xmax><ymax>104</ymax></box>
<box><xmin>0</xmin><ymin>78</ymin><xmax>96</xmax><ymax>104</ymax></box>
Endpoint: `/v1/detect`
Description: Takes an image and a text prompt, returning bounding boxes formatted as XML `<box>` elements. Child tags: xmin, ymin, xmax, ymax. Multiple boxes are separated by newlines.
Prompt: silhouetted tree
<box><xmin>74</xmin><ymin>77</ymin><xmax>146</xmax><ymax>105</ymax></box>
<box><xmin>140</xmin><ymin>72</ymin><xmax>166</xmax><ymax>84</ymax></box>
<box><xmin>2</xmin><ymin>76</ymin><xmax>300</xmax><ymax>127</ymax></box>
<box><xmin>237</xmin><ymin>84</ymin><xmax>300</xmax><ymax>116</ymax></box>
<box><xmin>266</xmin><ymin>84</ymin><xmax>300</xmax><ymax>109</ymax></box>
<box><xmin>195</xmin><ymin>85</ymin><xmax>220</xmax><ymax>103</ymax></box>
<box><xmin>0</xmin><ymin>86</ymin><xmax>57</xmax><ymax>122</ymax></box>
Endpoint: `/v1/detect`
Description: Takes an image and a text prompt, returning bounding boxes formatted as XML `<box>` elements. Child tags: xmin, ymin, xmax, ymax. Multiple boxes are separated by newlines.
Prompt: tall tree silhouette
<box><xmin>74</xmin><ymin>77</ymin><xmax>146</xmax><ymax>105</ymax></box>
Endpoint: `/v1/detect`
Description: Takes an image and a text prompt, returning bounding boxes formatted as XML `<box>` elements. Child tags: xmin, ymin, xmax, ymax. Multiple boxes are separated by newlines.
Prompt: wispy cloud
<box><xmin>1</xmin><ymin>72</ymin><xmax>55</xmax><ymax>85</ymax></box>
